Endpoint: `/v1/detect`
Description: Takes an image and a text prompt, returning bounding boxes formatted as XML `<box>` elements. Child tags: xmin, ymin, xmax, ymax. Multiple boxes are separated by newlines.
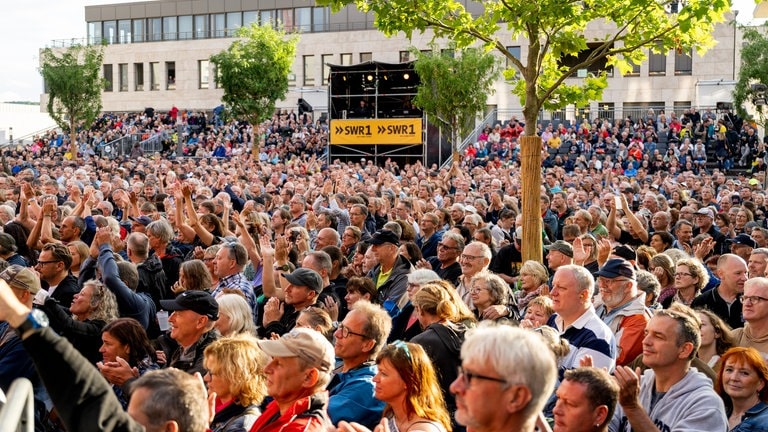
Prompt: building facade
<box><xmin>44</xmin><ymin>0</ymin><xmax>741</xmax><ymax>121</ymax></box>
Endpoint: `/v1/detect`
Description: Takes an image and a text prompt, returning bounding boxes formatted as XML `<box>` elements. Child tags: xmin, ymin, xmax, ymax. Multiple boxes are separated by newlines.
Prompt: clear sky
<box><xmin>0</xmin><ymin>0</ymin><xmax>763</xmax><ymax>103</ymax></box>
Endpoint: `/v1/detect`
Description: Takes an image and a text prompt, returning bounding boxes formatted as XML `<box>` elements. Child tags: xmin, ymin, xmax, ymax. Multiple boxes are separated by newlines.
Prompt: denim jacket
<box><xmin>731</xmin><ymin>401</ymin><xmax>768</xmax><ymax>432</ymax></box>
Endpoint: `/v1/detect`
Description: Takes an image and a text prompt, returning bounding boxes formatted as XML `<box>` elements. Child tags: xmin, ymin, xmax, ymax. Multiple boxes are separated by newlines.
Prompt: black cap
<box><xmin>283</xmin><ymin>268</ymin><xmax>324</xmax><ymax>293</ymax></box>
<box><xmin>612</xmin><ymin>245</ymin><xmax>637</xmax><ymax>261</ymax></box>
<box><xmin>727</xmin><ymin>234</ymin><xmax>757</xmax><ymax>249</ymax></box>
<box><xmin>160</xmin><ymin>291</ymin><xmax>219</xmax><ymax>320</ymax></box>
<box><xmin>596</xmin><ymin>259</ymin><xmax>636</xmax><ymax>280</ymax></box>
<box><xmin>368</xmin><ymin>229</ymin><xmax>400</xmax><ymax>246</ymax></box>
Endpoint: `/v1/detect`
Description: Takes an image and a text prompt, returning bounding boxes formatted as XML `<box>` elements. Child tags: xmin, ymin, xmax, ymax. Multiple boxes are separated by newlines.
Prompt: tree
<box><xmin>317</xmin><ymin>0</ymin><xmax>730</xmax><ymax>262</ymax></box>
<box><xmin>211</xmin><ymin>23</ymin><xmax>298</xmax><ymax>145</ymax></box>
<box><xmin>733</xmin><ymin>25</ymin><xmax>768</xmax><ymax>128</ymax></box>
<box><xmin>412</xmin><ymin>45</ymin><xmax>498</xmax><ymax>153</ymax></box>
<box><xmin>40</xmin><ymin>44</ymin><xmax>104</xmax><ymax>161</ymax></box>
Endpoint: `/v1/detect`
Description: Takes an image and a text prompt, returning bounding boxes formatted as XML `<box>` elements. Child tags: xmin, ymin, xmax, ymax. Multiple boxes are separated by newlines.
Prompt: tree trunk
<box><xmin>69</xmin><ymin>119</ymin><xmax>77</xmax><ymax>163</ymax></box>
<box><xmin>520</xmin><ymin>135</ymin><xmax>543</xmax><ymax>263</ymax></box>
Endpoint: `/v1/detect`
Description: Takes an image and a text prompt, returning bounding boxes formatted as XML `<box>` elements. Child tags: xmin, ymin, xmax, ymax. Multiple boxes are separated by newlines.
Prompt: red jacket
<box><xmin>249</xmin><ymin>392</ymin><xmax>331</xmax><ymax>432</ymax></box>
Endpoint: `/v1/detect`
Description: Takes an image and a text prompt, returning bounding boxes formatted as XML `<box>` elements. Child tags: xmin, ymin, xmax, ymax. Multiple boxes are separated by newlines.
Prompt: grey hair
<box><xmin>407</xmin><ymin>268</ymin><xmax>440</xmax><ymax>285</ymax></box>
<box><xmin>557</xmin><ymin>264</ymin><xmax>595</xmax><ymax>298</ymax></box>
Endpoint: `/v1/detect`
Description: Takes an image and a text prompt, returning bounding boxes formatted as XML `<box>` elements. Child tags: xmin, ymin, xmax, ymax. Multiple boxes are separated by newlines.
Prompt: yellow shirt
<box><xmin>376</xmin><ymin>267</ymin><xmax>393</xmax><ymax>290</ymax></box>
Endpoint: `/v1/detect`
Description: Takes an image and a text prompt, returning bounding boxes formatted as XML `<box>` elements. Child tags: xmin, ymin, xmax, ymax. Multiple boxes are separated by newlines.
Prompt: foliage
<box><xmin>211</xmin><ymin>24</ymin><xmax>298</xmax><ymax>126</ymax></box>
<box><xmin>39</xmin><ymin>44</ymin><xmax>104</xmax><ymax>159</ymax></box>
<box><xmin>733</xmin><ymin>25</ymin><xmax>768</xmax><ymax>127</ymax></box>
<box><xmin>412</xmin><ymin>45</ymin><xmax>498</xmax><ymax>152</ymax></box>
<box><xmin>317</xmin><ymin>0</ymin><xmax>730</xmax><ymax>135</ymax></box>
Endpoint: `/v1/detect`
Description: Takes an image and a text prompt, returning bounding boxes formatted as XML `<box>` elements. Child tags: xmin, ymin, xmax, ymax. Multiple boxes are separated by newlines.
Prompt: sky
<box><xmin>0</xmin><ymin>0</ymin><xmax>763</xmax><ymax>103</ymax></box>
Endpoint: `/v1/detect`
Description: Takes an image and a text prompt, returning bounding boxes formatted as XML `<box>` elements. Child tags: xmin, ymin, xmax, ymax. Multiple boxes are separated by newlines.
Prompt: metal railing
<box><xmin>97</xmin><ymin>132</ymin><xmax>165</xmax><ymax>159</ymax></box>
<box><xmin>0</xmin><ymin>126</ymin><xmax>60</xmax><ymax>148</ymax></box>
<box><xmin>0</xmin><ymin>378</ymin><xmax>35</xmax><ymax>432</ymax></box>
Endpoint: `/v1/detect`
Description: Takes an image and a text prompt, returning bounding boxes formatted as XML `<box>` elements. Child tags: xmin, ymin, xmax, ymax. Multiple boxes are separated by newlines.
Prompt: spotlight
<box><xmin>342</xmin><ymin>75</ymin><xmax>347</xmax><ymax>81</ymax></box>
<box><xmin>366</xmin><ymin>75</ymin><xmax>374</xmax><ymax>82</ymax></box>
<box><xmin>403</xmin><ymin>73</ymin><xmax>410</xmax><ymax>80</ymax></box>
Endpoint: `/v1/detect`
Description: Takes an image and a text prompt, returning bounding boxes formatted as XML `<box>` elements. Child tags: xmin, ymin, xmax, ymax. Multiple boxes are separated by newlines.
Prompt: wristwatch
<box><xmin>274</xmin><ymin>264</ymin><xmax>291</xmax><ymax>272</ymax></box>
<box><xmin>15</xmin><ymin>309</ymin><xmax>49</xmax><ymax>336</ymax></box>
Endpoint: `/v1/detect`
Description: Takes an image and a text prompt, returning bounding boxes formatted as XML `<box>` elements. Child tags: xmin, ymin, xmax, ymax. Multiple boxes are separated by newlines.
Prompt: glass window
<box><xmin>399</xmin><ymin>51</ymin><xmax>410</xmax><ymax>63</ymax></box>
<box><xmin>441</xmin><ymin>48</ymin><xmax>455</xmax><ymax>58</ymax></box>
<box><xmin>103</xmin><ymin>64</ymin><xmax>114</xmax><ymax>92</ymax></box>
<box><xmin>212</xmin><ymin>13</ymin><xmax>225</xmax><ymax>37</ymax></box>
<box><xmin>226</xmin><ymin>12</ymin><xmax>241</xmax><ymax>36</ymax></box>
<box><xmin>166</xmin><ymin>62</ymin><xmax>176</xmax><ymax>90</ymax></box>
<box><xmin>322</xmin><ymin>54</ymin><xmax>333</xmax><ymax>85</ymax></box>
<box><xmin>103</xmin><ymin>20</ymin><xmax>117</xmax><ymax>44</ymax></box>
<box><xmin>179</xmin><ymin>15</ymin><xmax>193</xmax><ymax>40</ymax></box>
<box><xmin>313</xmin><ymin>7</ymin><xmax>329</xmax><ymax>32</ymax></box>
<box><xmin>625</xmin><ymin>61</ymin><xmax>641</xmax><ymax>77</ymax></box>
<box><xmin>278</xmin><ymin>9</ymin><xmax>294</xmax><ymax>31</ymax></box>
<box><xmin>88</xmin><ymin>22</ymin><xmax>103</xmax><ymax>45</ymax></box>
<box><xmin>199</xmin><ymin>60</ymin><xmax>209</xmax><ymax>89</ymax></box>
<box><xmin>261</xmin><ymin>10</ymin><xmax>274</xmax><ymax>28</ymax></box>
<box><xmin>118</xmin><ymin>64</ymin><xmax>128</xmax><ymax>91</ymax></box>
<box><xmin>133</xmin><ymin>19</ymin><xmax>145</xmax><ymax>43</ymax></box>
<box><xmin>675</xmin><ymin>49</ymin><xmax>692</xmax><ymax>75</ymax></box>
<box><xmin>150</xmin><ymin>62</ymin><xmax>160</xmax><ymax>91</ymax></box>
<box><xmin>360</xmin><ymin>52</ymin><xmax>372</xmax><ymax>62</ymax></box>
<box><xmin>296</xmin><ymin>8</ymin><xmax>311</xmax><ymax>32</ymax></box>
<box><xmin>243</xmin><ymin>11</ymin><xmax>258</xmax><ymax>27</ymax></box>
<box><xmin>340</xmin><ymin>53</ymin><xmax>352</xmax><ymax>65</ymax></box>
<box><xmin>303</xmin><ymin>55</ymin><xmax>315</xmax><ymax>86</ymax></box>
<box><xmin>649</xmin><ymin>42</ymin><xmax>666</xmax><ymax>76</ymax></box>
<box><xmin>213</xmin><ymin>64</ymin><xmax>221</xmax><ymax>89</ymax></box>
<box><xmin>134</xmin><ymin>63</ymin><xmax>144</xmax><ymax>91</ymax></box>
<box><xmin>163</xmin><ymin>16</ymin><xmax>177</xmax><ymax>40</ymax></box>
<box><xmin>506</xmin><ymin>46</ymin><xmax>521</xmax><ymax>78</ymax></box>
<box><xmin>148</xmin><ymin>18</ymin><xmax>162</xmax><ymax>42</ymax></box>
<box><xmin>118</xmin><ymin>20</ymin><xmax>131</xmax><ymax>43</ymax></box>
<box><xmin>194</xmin><ymin>15</ymin><xmax>208</xmax><ymax>38</ymax></box>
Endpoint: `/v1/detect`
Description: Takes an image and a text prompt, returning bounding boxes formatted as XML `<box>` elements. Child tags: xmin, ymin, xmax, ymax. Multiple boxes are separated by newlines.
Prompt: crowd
<box><xmin>0</xmin><ymin>106</ymin><xmax>767</xmax><ymax>432</ymax></box>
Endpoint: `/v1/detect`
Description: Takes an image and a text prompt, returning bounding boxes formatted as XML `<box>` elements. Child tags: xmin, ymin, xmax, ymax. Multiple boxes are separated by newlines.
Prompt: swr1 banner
<box><xmin>330</xmin><ymin>119</ymin><xmax>422</xmax><ymax>145</ymax></box>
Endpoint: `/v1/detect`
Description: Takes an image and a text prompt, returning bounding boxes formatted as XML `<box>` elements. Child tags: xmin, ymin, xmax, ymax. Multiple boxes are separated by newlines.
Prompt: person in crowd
<box><xmin>714</xmin><ymin>347</ymin><xmax>768</xmax><ymax>431</ymax></box>
<box><xmin>204</xmin><ymin>335</ymin><xmax>268</xmax><ymax>432</ymax></box>
<box><xmin>295</xmin><ymin>306</ymin><xmax>335</xmax><ymax>339</ymax></box>
<box><xmin>126</xmin><ymin>232</ymin><xmax>169</xmax><ymax>310</ymax></box>
<box><xmin>635</xmin><ymin>269</ymin><xmax>662</xmax><ymax>310</ymax></box>
<box><xmin>425</xmin><ymin>232</ymin><xmax>463</xmax><ymax>287</ymax></box>
<box><xmin>368</xmin><ymin>229</ymin><xmax>412</xmax><ymax>317</ymax></box>
<box><xmin>158</xmin><ymin>290</ymin><xmax>219</xmax><ymax>374</ymax></box>
<box><xmin>97</xmin><ymin>318</ymin><xmax>159</xmax><ymax>409</ymax></box>
<box><xmin>697</xmin><ymin>308</ymin><xmax>734</xmax><ymax>369</ymax></box>
<box><xmin>732</xmin><ymin>277</ymin><xmax>768</xmax><ymax>358</ymax></box>
<box><xmin>748</xmin><ymin>248</ymin><xmax>768</xmax><ymax>280</ymax></box>
<box><xmin>692</xmin><ymin>253</ymin><xmax>747</xmax><ymax>329</ymax></box>
<box><xmin>648</xmin><ymin>253</ymin><xmax>676</xmax><ymax>305</ymax></box>
<box><xmin>215</xmin><ymin>293</ymin><xmax>256</xmax><ymax>336</ymax></box>
<box><xmin>259</xmin><ymin>267</ymin><xmax>324</xmax><ymax>337</ymax></box>
<box><xmin>211</xmin><ymin>241</ymin><xmax>258</xmax><ymax>317</ymax></box>
<box><xmin>663</xmin><ymin>257</ymin><xmax>709</xmax><ymax>308</ymax></box>
<box><xmin>469</xmin><ymin>271</ymin><xmax>513</xmax><ymax>323</ymax></box>
<box><xmin>67</xmin><ymin>240</ymin><xmax>90</xmax><ymax>277</ymax></box>
<box><xmin>36</xmin><ymin>242</ymin><xmax>79</xmax><ymax>307</ymax></box>
<box><xmin>390</xmin><ymin>269</ymin><xmax>441</xmax><ymax>342</ymax></box>
<box><xmin>648</xmin><ymin>231</ymin><xmax>674</xmax><ymax>254</ymax></box>
<box><xmin>176</xmin><ymin>259</ymin><xmax>213</xmax><ymax>293</ymax></box>
<box><xmin>520</xmin><ymin>295</ymin><xmax>555</xmax><ymax>329</ymax></box>
<box><xmin>345</xmin><ymin>276</ymin><xmax>378</xmax><ymax>308</ymax></box>
<box><xmin>146</xmin><ymin>219</ymin><xmax>183</xmax><ymax>289</ymax></box>
<box><xmin>553</xmin><ymin>367</ymin><xmax>619</xmax><ymax>432</ymax></box>
<box><xmin>514</xmin><ymin>260</ymin><xmax>550</xmax><ymax>314</ymax></box>
<box><xmin>329</xmin><ymin>300</ymin><xmax>392</xmax><ymax>429</ymax></box>
<box><xmin>611</xmin><ymin>305</ymin><xmax>728</xmax><ymax>431</ymax></box>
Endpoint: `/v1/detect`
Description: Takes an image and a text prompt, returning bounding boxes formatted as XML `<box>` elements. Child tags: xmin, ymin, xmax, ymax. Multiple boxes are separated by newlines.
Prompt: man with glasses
<box><xmin>450</xmin><ymin>325</ymin><xmax>557</xmax><ymax>432</ymax></box>
<box><xmin>456</xmin><ymin>241</ymin><xmax>493</xmax><ymax>309</ymax></box>
<box><xmin>732</xmin><ymin>277</ymin><xmax>768</xmax><ymax>358</ymax></box>
<box><xmin>593</xmin><ymin>259</ymin><xmax>651</xmax><ymax>366</ymax></box>
<box><xmin>212</xmin><ymin>241</ymin><xmax>257</xmax><ymax>321</ymax></box>
<box><xmin>36</xmin><ymin>243</ymin><xmax>79</xmax><ymax>308</ymax></box>
<box><xmin>327</xmin><ymin>301</ymin><xmax>392</xmax><ymax>429</ymax></box>
<box><xmin>424</xmin><ymin>232</ymin><xmax>463</xmax><ymax>287</ymax></box>
<box><xmin>289</xmin><ymin>195</ymin><xmax>308</xmax><ymax>228</ymax></box>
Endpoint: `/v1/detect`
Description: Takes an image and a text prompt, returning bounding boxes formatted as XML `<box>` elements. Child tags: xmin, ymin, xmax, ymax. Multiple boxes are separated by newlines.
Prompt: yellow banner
<box><xmin>331</xmin><ymin>119</ymin><xmax>422</xmax><ymax>145</ymax></box>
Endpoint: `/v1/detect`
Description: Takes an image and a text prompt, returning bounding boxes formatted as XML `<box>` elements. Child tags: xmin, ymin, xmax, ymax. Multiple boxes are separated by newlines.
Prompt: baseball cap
<box><xmin>544</xmin><ymin>240</ymin><xmax>573</xmax><ymax>258</ymax></box>
<box><xmin>0</xmin><ymin>265</ymin><xmax>40</xmax><ymax>294</ymax></box>
<box><xmin>596</xmin><ymin>259</ymin><xmax>636</xmax><ymax>281</ymax></box>
<box><xmin>749</xmin><ymin>178</ymin><xmax>760</xmax><ymax>186</ymax></box>
<box><xmin>129</xmin><ymin>215</ymin><xmax>153</xmax><ymax>226</ymax></box>
<box><xmin>257</xmin><ymin>328</ymin><xmax>335</xmax><ymax>373</ymax></box>
<box><xmin>727</xmin><ymin>234</ymin><xmax>757</xmax><ymax>249</ymax></box>
<box><xmin>0</xmin><ymin>233</ymin><xmax>18</xmax><ymax>253</ymax></box>
<box><xmin>368</xmin><ymin>229</ymin><xmax>400</xmax><ymax>246</ymax></box>
<box><xmin>159</xmin><ymin>291</ymin><xmax>219</xmax><ymax>320</ymax></box>
<box><xmin>611</xmin><ymin>245</ymin><xmax>637</xmax><ymax>262</ymax></box>
<box><xmin>283</xmin><ymin>268</ymin><xmax>324</xmax><ymax>293</ymax></box>
<box><xmin>696</xmin><ymin>208</ymin><xmax>715</xmax><ymax>219</ymax></box>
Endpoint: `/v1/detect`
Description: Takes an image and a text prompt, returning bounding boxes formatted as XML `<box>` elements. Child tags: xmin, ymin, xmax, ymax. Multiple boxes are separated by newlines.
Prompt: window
<box><xmin>166</xmin><ymin>62</ymin><xmax>176</xmax><ymax>90</ymax></box>
<box><xmin>212</xmin><ymin>13</ymin><xmax>225</xmax><ymax>37</ymax></box>
<box><xmin>88</xmin><ymin>21</ymin><xmax>103</xmax><ymax>44</ymax></box>
<box><xmin>303</xmin><ymin>55</ymin><xmax>316</xmax><ymax>86</ymax></box>
<box><xmin>163</xmin><ymin>16</ymin><xmax>177</xmax><ymax>40</ymax></box>
<box><xmin>150</xmin><ymin>62</ymin><xmax>160</xmax><ymax>91</ymax></box>
<box><xmin>118</xmin><ymin>20</ymin><xmax>131</xmax><ymax>43</ymax></box>
<box><xmin>625</xmin><ymin>61</ymin><xmax>641</xmax><ymax>77</ymax></box>
<box><xmin>243</xmin><ymin>11</ymin><xmax>258</xmax><ymax>27</ymax></box>
<box><xmin>340</xmin><ymin>53</ymin><xmax>352</xmax><ymax>65</ymax></box>
<box><xmin>399</xmin><ymin>51</ymin><xmax>411</xmax><ymax>63</ymax></box>
<box><xmin>103</xmin><ymin>64</ymin><xmax>113</xmax><ymax>92</ymax></box>
<box><xmin>278</xmin><ymin>9</ymin><xmax>294</xmax><ymax>31</ymax></box>
<box><xmin>103</xmin><ymin>21</ymin><xmax>117</xmax><ymax>44</ymax></box>
<box><xmin>133</xmin><ymin>19</ymin><xmax>145</xmax><ymax>43</ymax></box>
<box><xmin>648</xmin><ymin>42</ymin><xmax>666</xmax><ymax>76</ymax></box>
<box><xmin>148</xmin><ymin>18</ymin><xmax>162</xmax><ymax>42</ymax></box>
<box><xmin>199</xmin><ymin>60</ymin><xmax>209</xmax><ymax>89</ymax></box>
<box><xmin>194</xmin><ymin>15</ymin><xmax>208</xmax><ymax>38</ymax></box>
<box><xmin>213</xmin><ymin>64</ymin><xmax>221</xmax><ymax>89</ymax></box>
<box><xmin>674</xmin><ymin>101</ymin><xmax>691</xmax><ymax>114</ymax></box>
<box><xmin>179</xmin><ymin>16</ymin><xmax>193</xmax><ymax>40</ymax></box>
<box><xmin>134</xmin><ymin>63</ymin><xmax>144</xmax><ymax>91</ymax></box>
<box><xmin>226</xmin><ymin>12</ymin><xmax>241</xmax><ymax>36</ymax></box>
<box><xmin>118</xmin><ymin>64</ymin><xmax>128</xmax><ymax>92</ymax></box>
<box><xmin>559</xmin><ymin>43</ymin><xmax>613</xmax><ymax>78</ymax></box>
<box><xmin>505</xmin><ymin>46</ymin><xmax>521</xmax><ymax>79</ymax></box>
<box><xmin>441</xmin><ymin>48</ymin><xmax>455</xmax><ymax>58</ymax></box>
<box><xmin>322</xmin><ymin>54</ymin><xmax>333</xmax><ymax>85</ymax></box>
<box><xmin>675</xmin><ymin>49</ymin><xmax>692</xmax><ymax>75</ymax></box>
<box><xmin>261</xmin><ymin>10</ymin><xmax>274</xmax><ymax>27</ymax></box>
<box><xmin>360</xmin><ymin>52</ymin><xmax>372</xmax><ymax>63</ymax></box>
<box><xmin>296</xmin><ymin>8</ymin><xmax>311</xmax><ymax>32</ymax></box>
<box><xmin>313</xmin><ymin>7</ymin><xmax>329</xmax><ymax>32</ymax></box>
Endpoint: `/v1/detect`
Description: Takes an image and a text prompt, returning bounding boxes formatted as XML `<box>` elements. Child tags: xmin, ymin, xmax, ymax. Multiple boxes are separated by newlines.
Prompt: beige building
<box><xmin>48</xmin><ymin>0</ymin><xmax>741</xmax><ymax>120</ymax></box>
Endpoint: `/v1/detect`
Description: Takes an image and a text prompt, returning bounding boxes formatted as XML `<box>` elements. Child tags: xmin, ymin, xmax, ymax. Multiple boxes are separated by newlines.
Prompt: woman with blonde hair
<box><xmin>649</xmin><ymin>253</ymin><xmax>676</xmax><ymax>304</ymax></box>
<box><xmin>514</xmin><ymin>260</ymin><xmax>549</xmax><ymax>314</ymax></box>
<box><xmin>204</xmin><ymin>335</ymin><xmax>268</xmax><ymax>432</ymax></box>
<box><xmin>662</xmin><ymin>257</ymin><xmax>709</xmax><ymax>308</ymax></box>
<box><xmin>67</xmin><ymin>240</ymin><xmax>89</xmax><ymax>277</ymax></box>
<box><xmin>697</xmin><ymin>308</ymin><xmax>734</xmax><ymax>369</ymax></box>
<box><xmin>215</xmin><ymin>293</ymin><xmax>256</xmax><ymax>337</ymax></box>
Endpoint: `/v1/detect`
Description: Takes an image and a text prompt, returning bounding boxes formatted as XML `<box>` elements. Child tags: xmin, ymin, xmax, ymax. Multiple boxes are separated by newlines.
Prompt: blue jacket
<box><xmin>731</xmin><ymin>401</ymin><xmax>768</xmax><ymax>432</ymax></box>
<box><xmin>327</xmin><ymin>361</ymin><xmax>385</xmax><ymax>429</ymax></box>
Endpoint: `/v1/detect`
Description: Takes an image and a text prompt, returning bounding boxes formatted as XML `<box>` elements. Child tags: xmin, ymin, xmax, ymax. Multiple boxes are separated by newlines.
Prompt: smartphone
<box><xmin>614</xmin><ymin>196</ymin><xmax>622</xmax><ymax>209</ymax></box>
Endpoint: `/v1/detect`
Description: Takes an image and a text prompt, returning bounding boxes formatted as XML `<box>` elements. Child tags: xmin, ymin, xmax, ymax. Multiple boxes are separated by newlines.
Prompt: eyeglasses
<box><xmin>392</xmin><ymin>340</ymin><xmax>411</xmax><ymax>359</ymax></box>
<box><xmin>743</xmin><ymin>295</ymin><xmax>768</xmax><ymax>305</ymax></box>
<box><xmin>36</xmin><ymin>260</ymin><xmax>62</xmax><ymax>266</ymax></box>
<box><xmin>456</xmin><ymin>366</ymin><xmax>507</xmax><ymax>387</ymax></box>
<box><xmin>438</xmin><ymin>243</ymin><xmax>459</xmax><ymax>251</ymax></box>
<box><xmin>675</xmin><ymin>272</ymin><xmax>693</xmax><ymax>278</ymax></box>
<box><xmin>460</xmin><ymin>254</ymin><xmax>484</xmax><ymax>261</ymax></box>
<box><xmin>470</xmin><ymin>286</ymin><xmax>489</xmax><ymax>294</ymax></box>
<box><xmin>598</xmin><ymin>277</ymin><xmax>630</xmax><ymax>286</ymax></box>
<box><xmin>203</xmin><ymin>257</ymin><xmax>215</xmax><ymax>262</ymax></box>
<box><xmin>337</xmin><ymin>323</ymin><xmax>368</xmax><ymax>339</ymax></box>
